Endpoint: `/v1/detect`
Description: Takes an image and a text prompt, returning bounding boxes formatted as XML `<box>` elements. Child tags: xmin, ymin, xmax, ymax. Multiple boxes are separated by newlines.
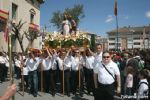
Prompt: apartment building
<box><xmin>0</xmin><ymin>0</ymin><xmax>44</xmax><ymax>52</ymax></box>
<box><xmin>107</xmin><ymin>26</ymin><xmax>150</xmax><ymax>50</ymax></box>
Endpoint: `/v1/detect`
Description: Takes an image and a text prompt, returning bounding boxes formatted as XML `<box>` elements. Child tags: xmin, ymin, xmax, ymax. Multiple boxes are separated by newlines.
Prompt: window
<box><xmin>134</xmin><ymin>42</ymin><xmax>140</xmax><ymax>45</ymax></box>
<box><xmin>29</xmin><ymin>9</ymin><xmax>36</xmax><ymax>23</ymax></box>
<box><xmin>133</xmin><ymin>37</ymin><xmax>140</xmax><ymax>40</ymax></box>
<box><xmin>109</xmin><ymin>43</ymin><xmax>115</xmax><ymax>45</ymax></box>
<box><xmin>30</xmin><ymin>13</ymin><xmax>34</xmax><ymax>23</ymax></box>
<box><xmin>109</xmin><ymin>38</ymin><xmax>115</xmax><ymax>40</ymax></box>
<box><xmin>12</xmin><ymin>3</ymin><xmax>18</xmax><ymax>20</ymax></box>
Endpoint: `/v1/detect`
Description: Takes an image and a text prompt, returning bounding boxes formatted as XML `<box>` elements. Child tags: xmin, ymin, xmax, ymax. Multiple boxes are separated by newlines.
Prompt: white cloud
<box><xmin>145</xmin><ymin>11</ymin><xmax>150</xmax><ymax>18</ymax></box>
<box><xmin>105</xmin><ymin>15</ymin><xmax>114</xmax><ymax>23</ymax></box>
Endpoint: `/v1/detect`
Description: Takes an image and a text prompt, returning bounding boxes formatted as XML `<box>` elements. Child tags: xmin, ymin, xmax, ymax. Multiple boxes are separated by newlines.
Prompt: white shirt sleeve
<box><xmin>93</xmin><ymin>62</ymin><xmax>100</xmax><ymax>74</ymax></box>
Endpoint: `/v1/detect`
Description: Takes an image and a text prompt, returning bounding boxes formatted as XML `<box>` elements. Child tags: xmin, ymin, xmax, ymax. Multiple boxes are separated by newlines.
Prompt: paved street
<box><xmin>0</xmin><ymin>79</ymin><xmax>94</xmax><ymax>100</ymax></box>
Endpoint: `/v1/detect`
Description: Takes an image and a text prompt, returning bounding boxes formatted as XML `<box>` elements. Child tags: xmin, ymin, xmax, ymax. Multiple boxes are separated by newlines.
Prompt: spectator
<box><xmin>0</xmin><ymin>84</ymin><xmax>16</xmax><ymax>100</ymax></box>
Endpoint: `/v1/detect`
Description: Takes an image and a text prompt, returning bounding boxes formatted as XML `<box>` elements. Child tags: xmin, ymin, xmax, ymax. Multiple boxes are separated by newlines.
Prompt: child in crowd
<box><xmin>137</xmin><ymin>69</ymin><xmax>149</xmax><ymax>100</ymax></box>
<box><xmin>125</xmin><ymin>66</ymin><xmax>134</xmax><ymax>96</ymax></box>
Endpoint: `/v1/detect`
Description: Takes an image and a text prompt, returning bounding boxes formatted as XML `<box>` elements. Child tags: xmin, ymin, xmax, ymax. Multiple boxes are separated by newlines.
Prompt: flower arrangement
<box><xmin>43</xmin><ymin>32</ymin><xmax>90</xmax><ymax>49</ymax></box>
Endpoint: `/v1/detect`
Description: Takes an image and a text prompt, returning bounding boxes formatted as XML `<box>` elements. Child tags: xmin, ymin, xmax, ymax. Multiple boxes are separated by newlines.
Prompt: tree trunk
<box><xmin>18</xmin><ymin>39</ymin><xmax>25</xmax><ymax>54</ymax></box>
<box><xmin>25</xmin><ymin>40</ymin><xmax>34</xmax><ymax>53</ymax></box>
<box><xmin>16</xmin><ymin>35</ymin><xmax>25</xmax><ymax>54</ymax></box>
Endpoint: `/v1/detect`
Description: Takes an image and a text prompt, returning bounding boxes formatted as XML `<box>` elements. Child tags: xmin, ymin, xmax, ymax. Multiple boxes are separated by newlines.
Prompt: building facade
<box><xmin>96</xmin><ymin>36</ymin><xmax>108</xmax><ymax>51</ymax></box>
<box><xmin>0</xmin><ymin>0</ymin><xmax>44</xmax><ymax>52</ymax></box>
<box><xmin>107</xmin><ymin>26</ymin><xmax>150</xmax><ymax>51</ymax></box>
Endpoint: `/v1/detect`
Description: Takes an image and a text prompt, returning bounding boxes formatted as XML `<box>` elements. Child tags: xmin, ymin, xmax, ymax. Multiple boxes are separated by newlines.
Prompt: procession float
<box><xmin>43</xmin><ymin>32</ymin><xmax>91</xmax><ymax>51</ymax></box>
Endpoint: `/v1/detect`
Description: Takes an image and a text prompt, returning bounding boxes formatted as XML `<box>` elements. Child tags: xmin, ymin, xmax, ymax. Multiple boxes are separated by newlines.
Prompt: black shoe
<box><xmin>52</xmin><ymin>94</ymin><xmax>55</xmax><ymax>97</ymax></box>
<box><xmin>72</xmin><ymin>91</ymin><xmax>76</xmax><ymax>95</ymax></box>
<box><xmin>80</xmin><ymin>93</ymin><xmax>83</xmax><ymax>97</ymax></box>
<box><xmin>33</xmin><ymin>93</ymin><xmax>37</xmax><ymax>97</ymax></box>
<box><xmin>87</xmin><ymin>91</ymin><xmax>91</xmax><ymax>95</ymax></box>
<box><xmin>67</xmin><ymin>94</ymin><xmax>70</xmax><ymax>97</ymax></box>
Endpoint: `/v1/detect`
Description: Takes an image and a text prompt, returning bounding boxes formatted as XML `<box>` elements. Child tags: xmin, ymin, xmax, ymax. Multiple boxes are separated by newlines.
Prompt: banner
<box><xmin>114</xmin><ymin>0</ymin><xmax>118</xmax><ymax>16</ymax></box>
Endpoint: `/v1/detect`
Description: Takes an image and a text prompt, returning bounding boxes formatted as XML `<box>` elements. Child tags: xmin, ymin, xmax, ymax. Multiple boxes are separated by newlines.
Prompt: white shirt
<box><xmin>5</xmin><ymin>56</ymin><xmax>9</xmax><ymax>67</ymax></box>
<box><xmin>94</xmin><ymin>60</ymin><xmax>120</xmax><ymax>84</ymax></box>
<box><xmin>126</xmin><ymin>73</ymin><xmax>133</xmax><ymax>88</ymax></box>
<box><xmin>138</xmin><ymin>79</ymin><xmax>149</xmax><ymax>96</ymax></box>
<box><xmin>15</xmin><ymin>59</ymin><xmax>21</xmax><ymax>68</ymax></box>
<box><xmin>71</xmin><ymin>56</ymin><xmax>83</xmax><ymax>71</ymax></box>
<box><xmin>42</xmin><ymin>57</ymin><xmax>57</xmax><ymax>71</ymax></box>
<box><xmin>85</xmin><ymin>56</ymin><xmax>95</xmax><ymax>69</ymax></box>
<box><xmin>26</xmin><ymin>57</ymin><xmax>41</xmax><ymax>71</ymax></box>
<box><xmin>0</xmin><ymin>56</ymin><xmax>6</xmax><ymax>64</ymax></box>
<box><xmin>22</xmin><ymin>67</ymin><xmax>29</xmax><ymax>75</ymax></box>
<box><xmin>56</xmin><ymin>56</ymin><xmax>72</xmax><ymax>71</ymax></box>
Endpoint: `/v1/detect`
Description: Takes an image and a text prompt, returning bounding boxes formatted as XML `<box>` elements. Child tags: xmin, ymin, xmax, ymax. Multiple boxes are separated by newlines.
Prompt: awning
<box><xmin>0</xmin><ymin>10</ymin><xmax>9</xmax><ymax>32</ymax></box>
<box><xmin>0</xmin><ymin>10</ymin><xmax>9</xmax><ymax>21</ymax></box>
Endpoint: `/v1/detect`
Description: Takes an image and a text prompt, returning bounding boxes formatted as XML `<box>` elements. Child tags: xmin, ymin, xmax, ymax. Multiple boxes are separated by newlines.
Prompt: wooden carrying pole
<box><xmin>20</xmin><ymin>57</ymin><xmax>24</xmax><ymax>96</ymax></box>
<box><xmin>8</xmin><ymin>30</ymin><xmax>15</xmax><ymax>100</ymax></box>
<box><xmin>78</xmin><ymin>65</ymin><xmax>81</xmax><ymax>92</ymax></box>
<box><xmin>62</xmin><ymin>64</ymin><xmax>64</xmax><ymax>96</ymax></box>
<box><xmin>41</xmin><ymin>63</ymin><xmax>43</xmax><ymax>93</ymax></box>
<box><xmin>22</xmin><ymin>69</ymin><xmax>24</xmax><ymax>96</ymax></box>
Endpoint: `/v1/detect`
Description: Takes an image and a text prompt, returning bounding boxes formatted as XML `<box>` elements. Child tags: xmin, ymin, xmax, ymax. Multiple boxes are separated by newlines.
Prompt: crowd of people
<box><xmin>0</xmin><ymin>44</ymin><xmax>150</xmax><ymax>100</ymax></box>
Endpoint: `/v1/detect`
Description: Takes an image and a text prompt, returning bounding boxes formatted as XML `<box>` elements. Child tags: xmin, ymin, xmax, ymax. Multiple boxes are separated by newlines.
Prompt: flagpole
<box><xmin>116</xmin><ymin>15</ymin><xmax>119</xmax><ymax>51</ymax></box>
<box><xmin>114</xmin><ymin>0</ymin><xmax>119</xmax><ymax>51</ymax></box>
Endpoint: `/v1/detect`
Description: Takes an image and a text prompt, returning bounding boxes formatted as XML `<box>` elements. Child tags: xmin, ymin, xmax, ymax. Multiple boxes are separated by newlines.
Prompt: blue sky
<box><xmin>40</xmin><ymin>0</ymin><xmax>150</xmax><ymax>37</ymax></box>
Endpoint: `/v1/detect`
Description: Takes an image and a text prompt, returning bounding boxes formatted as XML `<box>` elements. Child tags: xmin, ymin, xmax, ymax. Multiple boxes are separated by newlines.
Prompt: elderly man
<box><xmin>93</xmin><ymin>51</ymin><xmax>121</xmax><ymax>100</ymax></box>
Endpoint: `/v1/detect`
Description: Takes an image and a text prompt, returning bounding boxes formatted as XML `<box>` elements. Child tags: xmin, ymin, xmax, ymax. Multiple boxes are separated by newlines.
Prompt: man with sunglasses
<box><xmin>93</xmin><ymin>51</ymin><xmax>121</xmax><ymax>100</ymax></box>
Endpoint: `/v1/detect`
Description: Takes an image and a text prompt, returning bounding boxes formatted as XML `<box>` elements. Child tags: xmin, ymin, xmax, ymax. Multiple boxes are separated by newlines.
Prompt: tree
<box><xmin>11</xmin><ymin>20</ymin><xmax>26</xmax><ymax>54</ymax></box>
<box><xmin>50</xmin><ymin>4</ymin><xmax>85</xmax><ymax>30</ymax></box>
<box><xmin>24</xmin><ymin>29</ymin><xmax>41</xmax><ymax>53</ymax></box>
<box><xmin>90</xmin><ymin>34</ymin><xmax>96</xmax><ymax>52</ymax></box>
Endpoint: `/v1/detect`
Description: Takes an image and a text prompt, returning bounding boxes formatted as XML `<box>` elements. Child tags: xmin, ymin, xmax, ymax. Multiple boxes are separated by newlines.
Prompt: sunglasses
<box><xmin>103</xmin><ymin>56</ymin><xmax>110</xmax><ymax>58</ymax></box>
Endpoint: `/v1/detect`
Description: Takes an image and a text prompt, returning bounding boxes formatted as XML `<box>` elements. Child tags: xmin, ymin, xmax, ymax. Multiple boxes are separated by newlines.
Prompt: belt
<box><xmin>98</xmin><ymin>82</ymin><xmax>114</xmax><ymax>87</ymax></box>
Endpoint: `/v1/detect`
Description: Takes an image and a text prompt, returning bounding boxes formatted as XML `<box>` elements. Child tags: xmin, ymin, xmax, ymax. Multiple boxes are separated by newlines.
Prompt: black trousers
<box><xmin>70</xmin><ymin>69</ymin><xmax>84</xmax><ymax>94</ymax></box>
<box><xmin>94</xmin><ymin>83</ymin><xmax>115</xmax><ymax>100</ymax></box>
<box><xmin>43</xmin><ymin>70</ymin><xmax>51</xmax><ymax>93</ymax></box>
<box><xmin>84</xmin><ymin>68</ymin><xmax>95</xmax><ymax>94</ymax></box>
<box><xmin>0</xmin><ymin>63</ymin><xmax>4</xmax><ymax>82</ymax></box>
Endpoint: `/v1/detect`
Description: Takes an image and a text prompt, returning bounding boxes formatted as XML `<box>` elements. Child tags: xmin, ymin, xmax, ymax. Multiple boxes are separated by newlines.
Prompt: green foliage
<box><xmin>49</xmin><ymin>40</ymin><xmax>60</xmax><ymax>48</ymax></box>
<box><xmin>50</xmin><ymin>11</ymin><xmax>63</xmax><ymax>30</ymax></box>
<box><xmin>75</xmin><ymin>38</ymin><xmax>83</xmax><ymax>47</ymax></box>
<box><xmin>47</xmin><ymin>37</ymin><xmax>90</xmax><ymax>48</ymax></box>
<box><xmin>90</xmin><ymin>34</ymin><xmax>96</xmax><ymax>52</ymax></box>
<box><xmin>61</xmin><ymin>39</ymin><xmax>75</xmax><ymax>48</ymax></box>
